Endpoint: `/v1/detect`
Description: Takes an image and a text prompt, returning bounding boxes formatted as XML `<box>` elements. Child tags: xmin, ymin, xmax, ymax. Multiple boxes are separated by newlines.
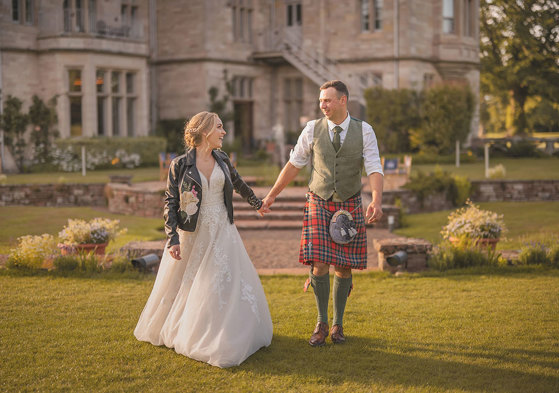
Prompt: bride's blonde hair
<box><xmin>184</xmin><ymin>111</ymin><xmax>218</xmax><ymax>149</ymax></box>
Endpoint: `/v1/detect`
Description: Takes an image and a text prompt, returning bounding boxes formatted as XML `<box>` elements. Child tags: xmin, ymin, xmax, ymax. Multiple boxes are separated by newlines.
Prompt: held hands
<box><xmin>366</xmin><ymin>202</ymin><xmax>383</xmax><ymax>224</ymax></box>
<box><xmin>257</xmin><ymin>203</ymin><xmax>271</xmax><ymax>217</ymax></box>
<box><xmin>258</xmin><ymin>195</ymin><xmax>275</xmax><ymax>217</ymax></box>
<box><xmin>169</xmin><ymin>244</ymin><xmax>181</xmax><ymax>260</ymax></box>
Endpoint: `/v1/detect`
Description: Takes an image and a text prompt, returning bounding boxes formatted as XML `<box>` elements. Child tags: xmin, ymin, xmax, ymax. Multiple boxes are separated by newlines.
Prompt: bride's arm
<box><xmin>163</xmin><ymin>159</ymin><xmax>181</xmax><ymax>248</ymax></box>
<box><xmin>219</xmin><ymin>151</ymin><xmax>262</xmax><ymax>210</ymax></box>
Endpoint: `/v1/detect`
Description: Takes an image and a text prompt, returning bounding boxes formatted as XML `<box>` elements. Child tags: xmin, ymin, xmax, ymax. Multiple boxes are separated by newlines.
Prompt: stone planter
<box><xmin>58</xmin><ymin>243</ymin><xmax>108</xmax><ymax>256</ymax></box>
<box><xmin>449</xmin><ymin>237</ymin><xmax>499</xmax><ymax>251</ymax></box>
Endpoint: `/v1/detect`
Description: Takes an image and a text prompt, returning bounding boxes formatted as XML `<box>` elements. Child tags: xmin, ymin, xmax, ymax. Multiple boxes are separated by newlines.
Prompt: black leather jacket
<box><xmin>164</xmin><ymin>148</ymin><xmax>262</xmax><ymax>247</ymax></box>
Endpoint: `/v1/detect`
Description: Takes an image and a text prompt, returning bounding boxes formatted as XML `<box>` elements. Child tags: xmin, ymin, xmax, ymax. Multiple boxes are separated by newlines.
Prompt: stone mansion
<box><xmin>0</xmin><ymin>0</ymin><xmax>479</xmax><ymax>158</ymax></box>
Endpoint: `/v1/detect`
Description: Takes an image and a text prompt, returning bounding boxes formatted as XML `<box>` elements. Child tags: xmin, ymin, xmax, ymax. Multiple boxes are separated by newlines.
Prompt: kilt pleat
<box><xmin>299</xmin><ymin>191</ymin><xmax>367</xmax><ymax>270</ymax></box>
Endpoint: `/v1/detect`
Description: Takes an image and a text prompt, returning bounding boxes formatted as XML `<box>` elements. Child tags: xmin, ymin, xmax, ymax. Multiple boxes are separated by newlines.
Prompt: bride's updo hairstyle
<box><xmin>184</xmin><ymin>111</ymin><xmax>218</xmax><ymax>149</ymax></box>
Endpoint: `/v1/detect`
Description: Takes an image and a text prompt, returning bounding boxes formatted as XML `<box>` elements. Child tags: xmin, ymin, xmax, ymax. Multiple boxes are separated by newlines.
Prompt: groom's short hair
<box><xmin>320</xmin><ymin>80</ymin><xmax>349</xmax><ymax>100</ymax></box>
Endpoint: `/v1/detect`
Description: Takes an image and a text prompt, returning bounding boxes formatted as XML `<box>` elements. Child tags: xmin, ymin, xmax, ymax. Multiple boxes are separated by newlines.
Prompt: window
<box><xmin>360</xmin><ymin>0</ymin><xmax>382</xmax><ymax>32</ymax></box>
<box><xmin>443</xmin><ymin>0</ymin><xmax>455</xmax><ymax>34</ymax></box>
<box><xmin>25</xmin><ymin>0</ymin><xmax>33</xmax><ymax>24</ymax></box>
<box><xmin>286</xmin><ymin>2</ymin><xmax>302</xmax><ymax>27</ymax></box>
<box><xmin>232</xmin><ymin>76</ymin><xmax>254</xmax><ymax>100</ymax></box>
<box><xmin>463</xmin><ymin>0</ymin><xmax>474</xmax><ymax>37</ymax></box>
<box><xmin>373</xmin><ymin>0</ymin><xmax>383</xmax><ymax>30</ymax></box>
<box><xmin>97</xmin><ymin>68</ymin><xmax>137</xmax><ymax>137</ymax></box>
<box><xmin>75</xmin><ymin>0</ymin><xmax>84</xmax><ymax>32</ymax></box>
<box><xmin>231</xmin><ymin>0</ymin><xmax>253</xmax><ymax>43</ymax></box>
<box><xmin>12</xmin><ymin>0</ymin><xmax>20</xmax><ymax>22</ymax></box>
<box><xmin>96</xmin><ymin>70</ymin><xmax>107</xmax><ymax>136</ymax></box>
<box><xmin>283</xmin><ymin>78</ymin><xmax>303</xmax><ymax>133</ymax></box>
<box><xmin>111</xmin><ymin>71</ymin><xmax>122</xmax><ymax>136</ymax></box>
<box><xmin>68</xmin><ymin>69</ymin><xmax>83</xmax><ymax>136</ymax></box>
<box><xmin>360</xmin><ymin>0</ymin><xmax>369</xmax><ymax>31</ymax></box>
<box><xmin>12</xmin><ymin>0</ymin><xmax>34</xmax><ymax>24</ymax></box>
<box><xmin>88</xmin><ymin>0</ymin><xmax>96</xmax><ymax>32</ymax></box>
<box><xmin>125</xmin><ymin>72</ymin><xmax>136</xmax><ymax>136</ymax></box>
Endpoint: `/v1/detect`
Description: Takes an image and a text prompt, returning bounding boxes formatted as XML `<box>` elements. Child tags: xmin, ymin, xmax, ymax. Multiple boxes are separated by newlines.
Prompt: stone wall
<box><xmin>106</xmin><ymin>182</ymin><xmax>165</xmax><ymax>218</ymax></box>
<box><xmin>0</xmin><ymin>183</ymin><xmax>106</xmax><ymax>207</ymax></box>
<box><xmin>471</xmin><ymin>180</ymin><xmax>559</xmax><ymax>202</ymax></box>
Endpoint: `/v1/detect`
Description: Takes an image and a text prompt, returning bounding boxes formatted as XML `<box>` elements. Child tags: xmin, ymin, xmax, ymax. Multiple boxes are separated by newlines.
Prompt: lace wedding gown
<box><xmin>134</xmin><ymin>162</ymin><xmax>273</xmax><ymax>368</ymax></box>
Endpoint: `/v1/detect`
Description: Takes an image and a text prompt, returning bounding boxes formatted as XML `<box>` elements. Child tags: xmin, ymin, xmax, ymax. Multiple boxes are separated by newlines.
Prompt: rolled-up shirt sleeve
<box><xmin>363</xmin><ymin>122</ymin><xmax>384</xmax><ymax>176</ymax></box>
<box><xmin>288</xmin><ymin>120</ymin><xmax>315</xmax><ymax>169</ymax></box>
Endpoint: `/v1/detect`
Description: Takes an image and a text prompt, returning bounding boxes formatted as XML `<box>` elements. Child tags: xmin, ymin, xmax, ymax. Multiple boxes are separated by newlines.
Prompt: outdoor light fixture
<box><xmin>131</xmin><ymin>253</ymin><xmax>160</xmax><ymax>271</ymax></box>
<box><xmin>386</xmin><ymin>250</ymin><xmax>408</xmax><ymax>269</ymax></box>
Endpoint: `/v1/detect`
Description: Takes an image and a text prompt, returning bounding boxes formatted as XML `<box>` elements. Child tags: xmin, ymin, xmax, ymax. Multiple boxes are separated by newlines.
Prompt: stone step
<box><xmin>235</xmin><ymin>220</ymin><xmax>302</xmax><ymax>230</ymax></box>
<box><xmin>233</xmin><ymin>201</ymin><xmax>304</xmax><ymax>211</ymax></box>
<box><xmin>235</xmin><ymin>211</ymin><xmax>303</xmax><ymax>221</ymax></box>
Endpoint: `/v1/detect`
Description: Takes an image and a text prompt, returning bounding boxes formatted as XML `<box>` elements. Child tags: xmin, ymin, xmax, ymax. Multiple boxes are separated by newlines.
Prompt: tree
<box><xmin>410</xmin><ymin>85</ymin><xmax>474</xmax><ymax>155</ymax></box>
<box><xmin>28</xmin><ymin>95</ymin><xmax>59</xmax><ymax>165</ymax></box>
<box><xmin>480</xmin><ymin>0</ymin><xmax>559</xmax><ymax>134</ymax></box>
<box><xmin>0</xmin><ymin>96</ymin><xmax>29</xmax><ymax>171</ymax></box>
<box><xmin>364</xmin><ymin>87</ymin><xmax>420</xmax><ymax>153</ymax></box>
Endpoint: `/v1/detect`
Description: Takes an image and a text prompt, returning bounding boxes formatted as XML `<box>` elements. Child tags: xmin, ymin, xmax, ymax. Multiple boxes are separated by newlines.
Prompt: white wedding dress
<box><xmin>134</xmin><ymin>162</ymin><xmax>273</xmax><ymax>368</ymax></box>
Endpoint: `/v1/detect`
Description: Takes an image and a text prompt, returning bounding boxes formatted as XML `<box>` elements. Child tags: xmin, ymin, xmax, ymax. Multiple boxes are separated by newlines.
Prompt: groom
<box><xmin>262</xmin><ymin>80</ymin><xmax>384</xmax><ymax>346</ymax></box>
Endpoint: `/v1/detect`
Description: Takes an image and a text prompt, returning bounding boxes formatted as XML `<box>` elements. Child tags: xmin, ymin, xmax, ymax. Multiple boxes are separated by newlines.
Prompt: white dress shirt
<box><xmin>289</xmin><ymin>113</ymin><xmax>384</xmax><ymax>176</ymax></box>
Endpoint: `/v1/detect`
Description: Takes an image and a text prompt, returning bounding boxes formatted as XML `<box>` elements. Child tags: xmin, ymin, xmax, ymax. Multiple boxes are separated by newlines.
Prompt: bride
<box><xmin>134</xmin><ymin>111</ymin><xmax>273</xmax><ymax>368</ymax></box>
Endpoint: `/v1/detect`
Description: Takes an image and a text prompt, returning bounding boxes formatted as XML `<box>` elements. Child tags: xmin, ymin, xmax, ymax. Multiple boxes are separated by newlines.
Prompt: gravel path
<box><xmin>239</xmin><ymin>228</ymin><xmax>396</xmax><ymax>274</ymax></box>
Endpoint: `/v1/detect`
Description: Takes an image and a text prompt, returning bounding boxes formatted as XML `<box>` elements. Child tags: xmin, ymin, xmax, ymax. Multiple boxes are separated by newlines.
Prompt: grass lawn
<box><xmin>0</xmin><ymin>163</ymin><xmax>282</xmax><ymax>186</ymax></box>
<box><xmin>2</xmin><ymin>158</ymin><xmax>558</xmax><ymax>186</ymax></box>
<box><xmin>0</xmin><ymin>206</ymin><xmax>164</xmax><ymax>254</ymax></box>
<box><xmin>394</xmin><ymin>201</ymin><xmax>559</xmax><ymax>250</ymax></box>
<box><xmin>1</xmin><ymin>270</ymin><xmax>558</xmax><ymax>392</ymax></box>
<box><xmin>412</xmin><ymin>158</ymin><xmax>559</xmax><ymax>180</ymax></box>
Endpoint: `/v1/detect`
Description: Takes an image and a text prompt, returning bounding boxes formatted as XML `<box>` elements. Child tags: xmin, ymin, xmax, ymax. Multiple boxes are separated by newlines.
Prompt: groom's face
<box><xmin>319</xmin><ymin>87</ymin><xmax>347</xmax><ymax>123</ymax></box>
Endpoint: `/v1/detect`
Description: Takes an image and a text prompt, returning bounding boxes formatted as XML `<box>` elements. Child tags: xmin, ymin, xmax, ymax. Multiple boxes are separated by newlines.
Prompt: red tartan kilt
<box><xmin>299</xmin><ymin>192</ymin><xmax>367</xmax><ymax>270</ymax></box>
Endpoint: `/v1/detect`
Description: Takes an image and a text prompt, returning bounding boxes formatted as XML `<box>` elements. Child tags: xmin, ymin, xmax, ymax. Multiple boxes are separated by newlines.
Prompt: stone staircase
<box><xmin>232</xmin><ymin>186</ymin><xmax>400</xmax><ymax>231</ymax></box>
<box><xmin>254</xmin><ymin>29</ymin><xmax>366</xmax><ymax>106</ymax></box>
<box><xmin>233</xmin><ymin>192</ymin><xmax>305</xmax><ymax>230</ymax></box>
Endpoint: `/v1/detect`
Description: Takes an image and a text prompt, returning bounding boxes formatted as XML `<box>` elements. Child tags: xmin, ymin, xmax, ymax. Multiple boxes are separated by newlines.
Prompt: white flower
<box><xmin>185</xmin><ymin>202</ymin><xmax>198</xmax><ymax>216</ymax></box>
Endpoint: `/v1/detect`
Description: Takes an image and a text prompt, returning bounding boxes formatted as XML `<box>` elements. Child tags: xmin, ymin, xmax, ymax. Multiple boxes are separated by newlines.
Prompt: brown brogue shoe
<box><xmin>330</xmin><ymin>324</ymin><xmax>346</xmax><ymax>344</ymax></box>
<box><xmin>309</xmin><ymin>322</ymin><xmax>329</xmax><ymax>347</ymax></box>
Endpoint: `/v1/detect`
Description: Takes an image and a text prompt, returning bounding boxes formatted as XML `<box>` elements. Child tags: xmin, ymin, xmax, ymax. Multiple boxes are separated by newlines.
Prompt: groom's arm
<box><xmin>262</xmin><ymin>162</ymin><xmax>301</xmax><ymax>208</ymax></box>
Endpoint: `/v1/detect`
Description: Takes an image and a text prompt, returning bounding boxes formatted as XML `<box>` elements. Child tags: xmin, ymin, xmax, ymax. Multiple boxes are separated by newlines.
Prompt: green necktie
<box><xmin>332</xmin><ymin>126</ymin><xmax>342</xmax><ymax>152</ymax></box>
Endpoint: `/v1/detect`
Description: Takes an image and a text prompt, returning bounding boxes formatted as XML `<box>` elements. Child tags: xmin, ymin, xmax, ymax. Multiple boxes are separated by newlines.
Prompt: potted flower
<box><xmin>58</xmin><ymin>218</ymin><xmax>126</xmax><ymax>255</ymax></box>
<box><xmin>441</xmin><ymin>200</ymin><xmax>507</xmax><ymax>250</ymax></box>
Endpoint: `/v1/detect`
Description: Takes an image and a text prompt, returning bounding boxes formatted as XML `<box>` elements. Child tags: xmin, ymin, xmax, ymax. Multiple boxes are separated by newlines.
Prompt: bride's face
<box><xmin>204</xmin><ymin>117</ymin><xmax>226</xmax><ymax>150</ymax></box>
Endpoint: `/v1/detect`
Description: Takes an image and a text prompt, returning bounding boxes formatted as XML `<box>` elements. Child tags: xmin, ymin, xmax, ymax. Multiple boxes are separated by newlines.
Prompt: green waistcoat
<box><xmin>308</xmin><ymin>117</ymin><xmax>364</xmax><ymax>201</ymax></box>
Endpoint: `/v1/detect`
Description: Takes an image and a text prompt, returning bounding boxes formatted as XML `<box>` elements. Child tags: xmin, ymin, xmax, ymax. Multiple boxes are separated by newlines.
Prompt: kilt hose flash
<box><xmin>299</xmin><ymin>191</ymin><xmax>367</xmax><ymax>270</ymax></box>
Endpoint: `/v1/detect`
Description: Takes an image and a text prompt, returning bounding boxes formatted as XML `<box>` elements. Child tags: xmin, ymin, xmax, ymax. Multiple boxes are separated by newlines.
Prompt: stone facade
<box><xmin>1</xmin><ymin>0</ymin><xmax>480</xmax><ymax>166</ymax></box>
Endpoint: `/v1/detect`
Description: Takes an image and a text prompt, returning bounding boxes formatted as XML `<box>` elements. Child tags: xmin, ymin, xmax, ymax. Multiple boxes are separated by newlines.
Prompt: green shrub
<box><xmin>155</xmin><ymin>118</ymin><xmax>187</xmax><ymax>153</ymax></box>
<box><xmin>428</xmin><ymin>239</ymin><xmax>506</xmax><ymax>271</ymax></box>
<box><xmin>410</xmin><ymin>85</ymin><xmax>475</xmax><ymax>155</ymax></box>
<box><xmin>453</xmin><ymin>175</ymin><xmax>472</xmax><ymax>206</ymax></box>
<box><xmin>403</xmin><ymin>167</ymin><xmax>471</xmax><ymax>207</ymax></box>
<box><xmin>104</xmin><ymin>253</ymin><xmax>134</xmax><ymax>273</ymax></box>
<box><xmin>53</xmin><ymin>255</ymin><xmax>79</xmax><ymax>271</ymax></box>
<box><xmin>364</xmin><ymin>87</ymin><xmax>420</xmax><ymax>153</ymax></box>
<box><xmin>504</xmin><ymin>140</ymin><xmax>543</xmax><ymax>158</ymax></box>
<box><xmin>412</xmin><ymin>151</ymin><xmax>478</xmax><ymax>165</ymax></box>
<box><xmin>517</xmin><ymin>243</ymin><xmax>550</xmax><ymax>266</ymax></box>
<box><xmin>7</xmin><ymin>234</ymin><xmax>59</xmax><ymax>270</ymax></box>
<box><xmin>548</xmin><ymin>244</ymin><xmax>559</xmax><ymax>267</ymax></box>
<box><xmin>49</xmin><ymin>136</ymin><xmax>167</xmax><ymax>171</ymax></box>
